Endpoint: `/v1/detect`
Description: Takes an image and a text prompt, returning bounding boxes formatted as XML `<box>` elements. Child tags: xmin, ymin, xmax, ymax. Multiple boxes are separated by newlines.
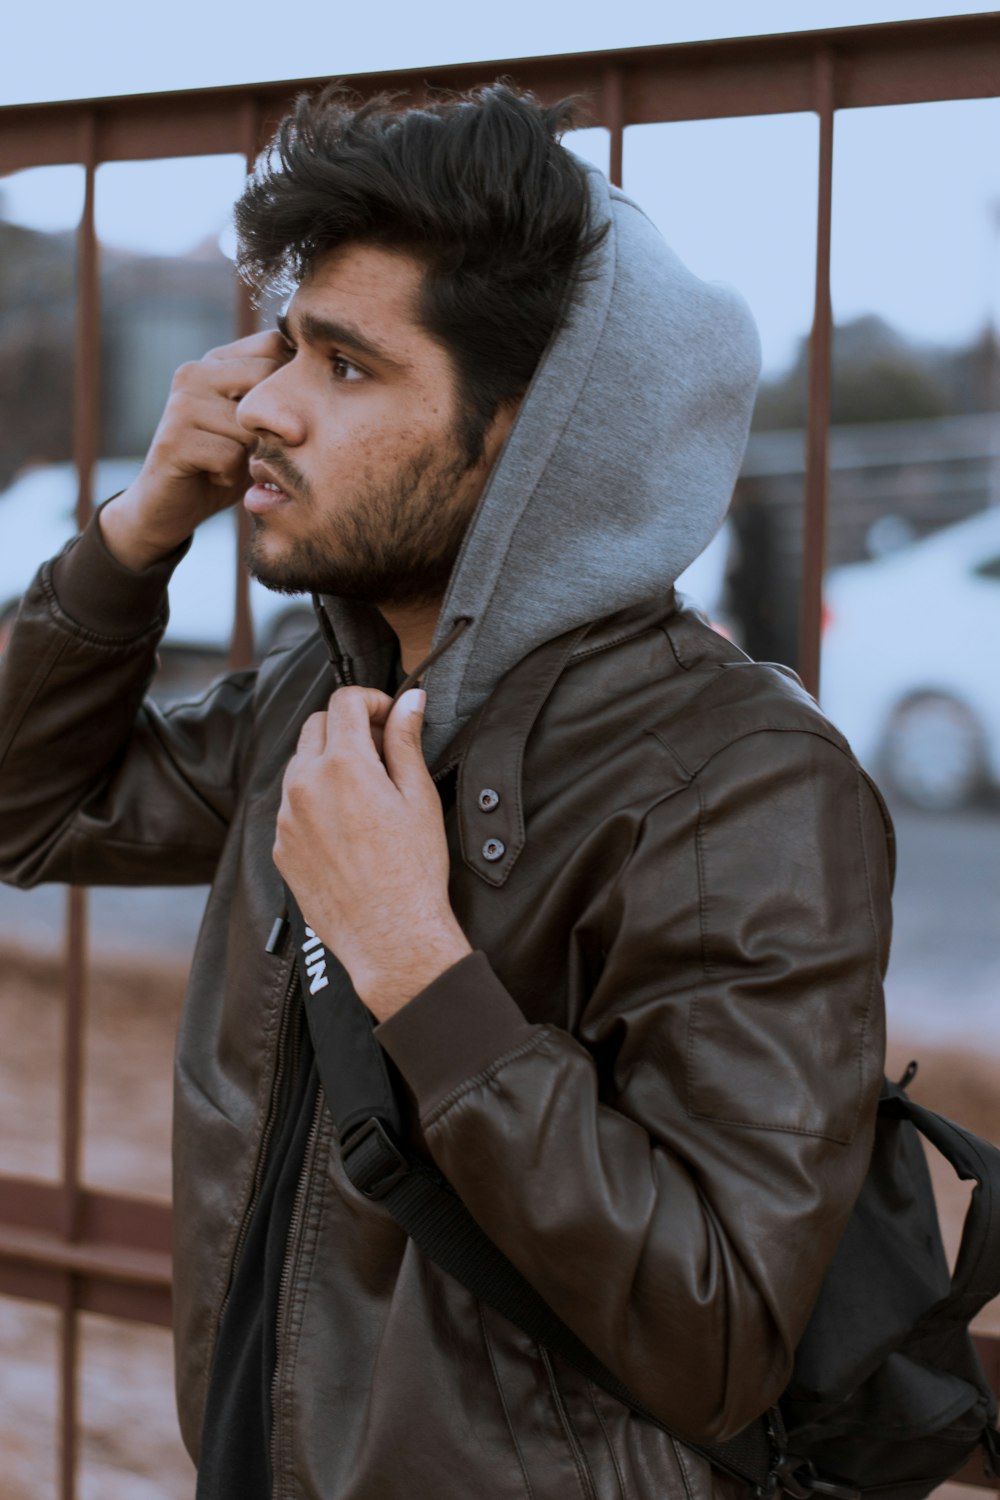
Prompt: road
<box><xmin>0</xmin><ymin>799</ymin><xmax>996</xmax><ymax>1051</ymax></box>
<box><xmin>882</xmin><ymin>799</ymin><xmax>1000</xmax><ymax>1051</ymax></box>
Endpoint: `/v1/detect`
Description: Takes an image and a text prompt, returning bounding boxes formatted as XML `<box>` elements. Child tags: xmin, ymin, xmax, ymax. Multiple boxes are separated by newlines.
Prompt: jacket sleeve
<box><xmin>376</xmin><ymin>728</ymin><xmax>891</xmax><ymax>1444</ymax></box>
<box><xmin>0</xmin><ymin>512</ymin><xmax>257</xmax><ymax>888</ymax></box>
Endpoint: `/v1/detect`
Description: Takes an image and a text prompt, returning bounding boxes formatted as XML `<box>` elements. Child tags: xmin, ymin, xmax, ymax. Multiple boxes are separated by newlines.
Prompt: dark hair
<box><xmin>234</xmin><ymin>82</ymin><xmax>606</xmax><ymax>463</ymax></box>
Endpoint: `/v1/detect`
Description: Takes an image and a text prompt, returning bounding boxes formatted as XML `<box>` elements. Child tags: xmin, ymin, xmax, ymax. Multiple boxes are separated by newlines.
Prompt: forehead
<box><xmin>288</xmin><ymin>243</ymin><xmax>432</xmax><ymax>356</ymax></box>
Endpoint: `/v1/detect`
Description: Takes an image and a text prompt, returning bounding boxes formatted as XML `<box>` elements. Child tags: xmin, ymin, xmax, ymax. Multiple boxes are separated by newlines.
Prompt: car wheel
<box><xmin>881</xmin><ymin>693</ymin><xmax>987</xmax><ymax>812</ymax></box>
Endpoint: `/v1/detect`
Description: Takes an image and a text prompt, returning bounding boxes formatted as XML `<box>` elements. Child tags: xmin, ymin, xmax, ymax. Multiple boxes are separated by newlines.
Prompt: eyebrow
<box><xmin>276</xmin><ymin>309</ymin><xmax>404</xmax><ymax>370</ymax></box>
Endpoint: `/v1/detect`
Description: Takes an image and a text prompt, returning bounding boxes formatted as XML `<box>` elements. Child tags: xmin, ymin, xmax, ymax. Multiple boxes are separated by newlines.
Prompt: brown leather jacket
<box><xmin>0</xmin><ymin>515</ymin><xmax>891</xmax><ymax>1500</ymax></box>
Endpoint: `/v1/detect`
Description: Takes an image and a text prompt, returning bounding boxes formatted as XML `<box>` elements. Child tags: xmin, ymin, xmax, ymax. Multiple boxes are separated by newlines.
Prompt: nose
<box><xmin>237</xmin><ymin>363</ymin><xmax>306</xmax><ymax>447</ymax></box>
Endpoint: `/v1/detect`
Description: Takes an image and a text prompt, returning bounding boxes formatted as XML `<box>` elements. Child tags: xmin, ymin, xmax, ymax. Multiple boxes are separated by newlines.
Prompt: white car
<box><xmin>820</xmin><ymin>506</ymin><xmax>1000</xmax><ymax>811</ymax></box>
<box><xmin>0</xmin><ymin>460</ymin><xmax>314</xmax><ymax>655</ymax></box>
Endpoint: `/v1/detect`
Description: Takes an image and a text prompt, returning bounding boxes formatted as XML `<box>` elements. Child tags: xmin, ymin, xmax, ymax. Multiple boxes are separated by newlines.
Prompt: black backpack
<box><xmin>779</xmin><ymin>1067</ymin><xmax>1000</xmax><ymax>1500</ymax></box>
<box><xmin>284</xmin><ymin>895</ymin><xmax>1000</xmax><ymax>1500</ymax></box>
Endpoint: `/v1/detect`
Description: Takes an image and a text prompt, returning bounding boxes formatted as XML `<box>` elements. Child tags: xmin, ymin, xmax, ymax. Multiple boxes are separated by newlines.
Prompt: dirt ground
<box><xmin>0</xmin><ymin>945</ymin><xmax>997</xmax><ymax>1498</ymax></box>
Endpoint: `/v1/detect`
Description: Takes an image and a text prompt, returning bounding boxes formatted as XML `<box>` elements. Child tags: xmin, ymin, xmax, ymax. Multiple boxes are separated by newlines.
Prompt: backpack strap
<box><xmin>282</xmin><ymin>891</ymin><xmax>789</xmax><ymax>1495</ymax></box>
<box><xmin>881</xmin><ymin>1080</ymin><xmax>1000</xmax><ymax>1321</ymax></box>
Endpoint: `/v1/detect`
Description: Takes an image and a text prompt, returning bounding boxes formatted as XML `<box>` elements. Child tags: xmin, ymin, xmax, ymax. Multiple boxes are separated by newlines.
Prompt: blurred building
<box><xmin>100</xmin><ymin>240</ymin><xmax>235</xmax><ymax>455</ymax></box>
<box><xmin>0</xmin><ymin>222</ymin><xmax>236</xmax><ymax>488</ymax></box>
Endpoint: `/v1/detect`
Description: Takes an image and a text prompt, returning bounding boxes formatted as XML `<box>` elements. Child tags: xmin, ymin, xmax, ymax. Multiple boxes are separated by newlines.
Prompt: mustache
<box><xmin>253</xmin><ymin>445</ymin><xmax>311</xmax><ymax>501</ymax></box>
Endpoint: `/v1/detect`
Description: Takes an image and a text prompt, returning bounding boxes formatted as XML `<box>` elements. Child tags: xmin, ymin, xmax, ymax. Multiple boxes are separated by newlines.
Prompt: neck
<box><xmin>378</xmin><ymin>599</ymin><xmax>442</xmax><ymax>678</ymax></box>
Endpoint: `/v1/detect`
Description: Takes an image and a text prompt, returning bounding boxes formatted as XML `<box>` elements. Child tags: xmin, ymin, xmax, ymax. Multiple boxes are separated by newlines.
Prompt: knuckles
<box><xmin>296</xmin><ymin>711</ymin><xmax>327</xmax><ymax>747</ymax></box>
<box><xmin>162</xmin><ymin>390</ymin><xmax>200</xmax><ymax>428</ymax></box>
<box><xmin>170</xmin><ymin>360</ymin><xmax>205</xmax><ymax>393</ymax></box>
<box><xmin>279</xmin><ymin>767</ymin><xmax>312</xmax><ymax>811</ymax></box>
<box><xmin>328</xmin><ymin>684</ymin><xmax>392</xmax><ymax>718</ymax></box>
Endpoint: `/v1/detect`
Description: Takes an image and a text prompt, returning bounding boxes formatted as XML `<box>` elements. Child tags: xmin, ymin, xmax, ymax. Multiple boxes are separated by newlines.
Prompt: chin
<box><xmin>246</xmin><ymin>533</ymin><xmax>309</xmax><ymax>596</ymax></box>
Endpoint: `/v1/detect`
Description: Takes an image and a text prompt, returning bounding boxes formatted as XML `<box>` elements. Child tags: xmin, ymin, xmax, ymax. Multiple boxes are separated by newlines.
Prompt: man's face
<box><xmin>237</xmin><ymin>243</ymin><xmax>514</xmax><ymax>609</ymax></box>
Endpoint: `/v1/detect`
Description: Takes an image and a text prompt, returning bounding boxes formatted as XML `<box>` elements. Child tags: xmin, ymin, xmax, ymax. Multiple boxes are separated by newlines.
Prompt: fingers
<box><xmin>203</xmin><ymin>329</ymin><xmax>290</xmax><ymax>366</ymax></box>
<box><xmin>172</xmin><ymin>351</ymin><xmax>286</xmax><ymax>406</ymax></box>
<box><xmin>177</xmin><ymin>393</ymin><xmax>260</xmax><ymax>461</ymax></box>
<box><xmin>382</xmin><ymin>690</ymin><xmax>429</xmax><ymax>795</ymax></box>
<box><xmin>324</xmin><ymin>688</ymin><xmax>394</xmax><ymax>761</ymax></box>
<box><xmin>296</xmin><ymin>711</ymin><xmax>327</xmax><ymax>758</ymax></box>
<box><xmin>289</xmin><ymin>688</ymin><xmax>419</xmax><ymax>786</ymax></box>
<box><xmin>146</xmin><ymin>427</ymin><xmax>249</xmax><ymax>488</ymax></box>
<box><xmin>145</xmin><ymin>374</ymin><xmax>272</xmax><ymax>492</ymax></box>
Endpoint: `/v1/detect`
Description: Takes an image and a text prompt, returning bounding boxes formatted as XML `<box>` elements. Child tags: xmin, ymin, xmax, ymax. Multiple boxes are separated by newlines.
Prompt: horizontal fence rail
<box><xmin>3</xmin><ymin>13</ymin><xmax>1000</xmax><ymax>176</ymax></box>
<box><xmin>1</xmin><ymin>14</ymin><xmax>998</xmax><ymax>1497</ymax></box>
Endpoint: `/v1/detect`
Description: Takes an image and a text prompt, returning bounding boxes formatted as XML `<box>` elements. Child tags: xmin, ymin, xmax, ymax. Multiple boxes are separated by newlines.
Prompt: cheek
<box><xmin>315</xmin><ymin>416</ymin><xmax>437</xmax><ymax>487</ymax></box>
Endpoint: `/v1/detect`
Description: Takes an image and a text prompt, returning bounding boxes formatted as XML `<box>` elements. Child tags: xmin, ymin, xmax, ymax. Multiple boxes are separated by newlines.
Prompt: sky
<box><xmin>4</xmin><ymin>0</ymin><xmax>999</xmax><ymax>106</ymax></box>
<box><xmin>2</xmin><ymin>1</ymin><xmax>1000</xmax><ymax>374</ymax></box>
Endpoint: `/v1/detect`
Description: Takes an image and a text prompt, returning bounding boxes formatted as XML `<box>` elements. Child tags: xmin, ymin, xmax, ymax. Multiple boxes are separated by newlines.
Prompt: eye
<box><xmin>330</xmin><ymin>353</ymin><xmax>365</xmax><ymax>383</ymax></box>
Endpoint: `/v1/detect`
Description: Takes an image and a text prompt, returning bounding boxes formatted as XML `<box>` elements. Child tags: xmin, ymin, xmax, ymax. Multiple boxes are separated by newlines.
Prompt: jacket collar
<box><xmin>439</xmin><ymin>594</ymin><xmax>677</xmax><ymax>888</ymax></box>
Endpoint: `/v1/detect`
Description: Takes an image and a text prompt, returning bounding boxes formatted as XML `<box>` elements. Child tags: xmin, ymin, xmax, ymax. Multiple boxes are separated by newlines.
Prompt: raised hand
<box><xmin>99</xmin><ymin>330</ymin><xmax>289</xmax><ymax>572</ymax></box>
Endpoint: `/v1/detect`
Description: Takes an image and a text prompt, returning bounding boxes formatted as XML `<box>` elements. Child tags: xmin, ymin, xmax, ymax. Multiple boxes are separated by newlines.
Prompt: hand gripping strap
<box><xmin>285</xmin><ymin>892</ymin><xmax>404</xmax><ymax>1146</ymax></box>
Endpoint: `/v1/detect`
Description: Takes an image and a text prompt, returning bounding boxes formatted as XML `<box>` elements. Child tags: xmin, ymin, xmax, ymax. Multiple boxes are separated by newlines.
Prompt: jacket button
<box><xmin>478</xmin><ymin>788</ymin><xmax>500</xmax><ymax>812</ymax></box>
<box><xmin>482</xmin><ymin>838</ymin><xmax>505</xmax><ymax>862</ymax></box>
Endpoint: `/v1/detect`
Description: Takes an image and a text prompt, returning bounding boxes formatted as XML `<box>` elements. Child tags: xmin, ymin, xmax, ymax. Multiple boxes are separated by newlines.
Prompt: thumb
<box><xmin>383</xmin><ymin>688</ymin><xmax>429</xmax><ymax>792</ymax></box>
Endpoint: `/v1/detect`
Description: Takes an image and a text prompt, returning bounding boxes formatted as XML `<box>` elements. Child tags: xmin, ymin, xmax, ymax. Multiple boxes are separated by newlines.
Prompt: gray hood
<box><xmin>320</xmin><ymin>166</ymin><xmax>761</xmax><ymax>766</ymax></box>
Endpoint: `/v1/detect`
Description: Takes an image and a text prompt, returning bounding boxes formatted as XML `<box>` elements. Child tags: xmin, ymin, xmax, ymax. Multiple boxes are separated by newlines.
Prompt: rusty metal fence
<box><xmin>0</xmin><ymin>14</ymin><xmax>998</xmax><ymax>1496</ymax></box>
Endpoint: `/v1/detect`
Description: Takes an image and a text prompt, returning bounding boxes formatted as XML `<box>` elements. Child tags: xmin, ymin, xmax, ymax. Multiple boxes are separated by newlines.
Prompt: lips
<box><xmin>246</xmin><ymin>458</ymin><xmax>295</xmax><ymax>515</ymax></box>
<box><xmin>248</xmin><ymin>458</ymin><xmax>292</xmax><ymax>498</ymax></box>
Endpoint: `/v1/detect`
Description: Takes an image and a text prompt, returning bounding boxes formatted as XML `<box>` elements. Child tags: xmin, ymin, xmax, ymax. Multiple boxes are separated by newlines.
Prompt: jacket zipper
<box><xmin>217</xmin><ymin>961</ymin><xmax>301</xmax><ymax>1326</ymax></box>
<box><xmin>209</xmin><ymin>645</ymin><xmax>351</xmax><ymax>1400</ymax></box>
<box><xmin>270</xmin><ymin>1088</ymin><xmax>327</xmax><ymax>1494</ymax></box>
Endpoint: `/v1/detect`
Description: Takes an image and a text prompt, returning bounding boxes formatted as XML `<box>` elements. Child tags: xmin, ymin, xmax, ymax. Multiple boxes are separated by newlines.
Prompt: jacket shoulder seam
<box><xmin>649</xmin><ymin>721</ymin><xmax>855</xmax><ymax>783</ymax></box>
<box><xmin>569</xmin><ymin>619</ymin><xmax>662</xmax><ymax>665</ymax></box>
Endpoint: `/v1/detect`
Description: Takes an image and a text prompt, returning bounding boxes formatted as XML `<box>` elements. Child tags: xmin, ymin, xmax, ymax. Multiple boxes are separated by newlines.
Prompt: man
<box><xmin>0</xmin><ymin>84</ymin><xmax>892</xmax><ymax>1498</ymax></box>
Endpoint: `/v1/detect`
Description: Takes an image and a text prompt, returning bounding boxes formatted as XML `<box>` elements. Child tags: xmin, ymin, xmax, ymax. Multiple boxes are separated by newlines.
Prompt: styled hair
<box><xmin>234</xmin><ymin>82</ymin><xmax>606</xmax><ymax>463</ymax></box>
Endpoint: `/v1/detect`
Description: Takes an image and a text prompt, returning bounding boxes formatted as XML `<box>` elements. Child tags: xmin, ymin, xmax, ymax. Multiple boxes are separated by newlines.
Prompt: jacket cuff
<box><xmin>50</xmin><ymin>504</ymin><xmax>190</xmax><ymax>637</ymax></box>
<box><xmin>376</xmin><ymin>951</ymin><xmax>536</xmax><ymax>1115</ymax></box>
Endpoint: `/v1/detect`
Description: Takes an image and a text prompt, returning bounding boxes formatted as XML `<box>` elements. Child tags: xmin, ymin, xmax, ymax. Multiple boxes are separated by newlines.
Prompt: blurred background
<box><xmin>0</xmin><ymin>5</ymin><xmax>998</xmax><ymax>1495</ymax></box>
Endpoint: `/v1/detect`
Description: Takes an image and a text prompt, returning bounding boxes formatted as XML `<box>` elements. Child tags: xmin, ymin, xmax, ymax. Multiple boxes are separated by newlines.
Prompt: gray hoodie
<box><xmin>319</xmin><ymin>164</ymin><xmax>762</xmax><ymax>765</ymax></box>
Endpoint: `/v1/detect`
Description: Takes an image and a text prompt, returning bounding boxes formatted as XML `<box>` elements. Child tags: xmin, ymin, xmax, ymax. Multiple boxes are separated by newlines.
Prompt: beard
<box><xmin>245</xmin><ymin>438</ymin><xmax>479</xmax><ymax>610</ymax></box>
